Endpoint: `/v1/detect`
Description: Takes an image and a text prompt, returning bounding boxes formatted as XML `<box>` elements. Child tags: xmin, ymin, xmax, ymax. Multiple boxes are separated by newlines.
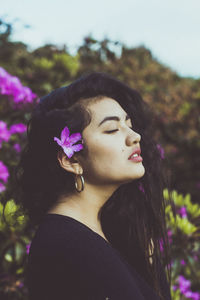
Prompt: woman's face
<box><xmin>78</xmin><ymin>97</ymin><xmax>145</xmax><ymax>187</ymax></box>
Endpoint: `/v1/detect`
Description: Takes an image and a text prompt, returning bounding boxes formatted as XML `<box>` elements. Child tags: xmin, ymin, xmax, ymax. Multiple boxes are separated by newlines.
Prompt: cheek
<box><xmin>89</xmin><ymin>139</ymin><xmax>124</xmax><ymax>167</ymax></box>
<box><xmin>82</xmin><ymin>132</ymin><xmax>125</xmax><ymax>171</ymax></box>
<box><xmin>91</xmin><ymin>137</ymin><xmax>113</xmax><ymax>155</ymax></box>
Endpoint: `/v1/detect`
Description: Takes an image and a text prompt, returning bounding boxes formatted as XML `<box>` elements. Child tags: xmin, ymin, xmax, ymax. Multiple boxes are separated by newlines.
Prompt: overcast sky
<box><xmin>1</xmin><ymin>0</ymin><xmax>200</xmax><ymax>78</ymax></box>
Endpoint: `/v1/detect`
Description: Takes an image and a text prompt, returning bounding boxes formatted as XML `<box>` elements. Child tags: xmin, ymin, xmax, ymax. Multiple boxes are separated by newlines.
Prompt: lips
<box><xmin>128</xmin><ymin>147</ymin><xmax>141</xmax><ymax>160</ymax></box>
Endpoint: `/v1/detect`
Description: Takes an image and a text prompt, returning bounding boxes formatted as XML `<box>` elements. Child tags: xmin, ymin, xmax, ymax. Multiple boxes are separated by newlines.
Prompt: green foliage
<box><xmin>170</xmin><ymin>288</ymin><xmax>181</xmax><ymax>300</ymax></box>
<box><xmin>0</xmin><ymin>199</ymin><xmax>27</xmax><ymax>230</ymax></box>
<box><xmin>172</xmin><ymin>191</ymin><xmax>200</xmax><ymax>218</ymax></box>
<box><xmin>164</xmin><ymin>190</ymin><xmax>200</xmax><ymax>236</ymax></box>
<box><xmin>164</xmin><ymin>190</ymin><xmax>200</xmax><ymax>298</ymax></box>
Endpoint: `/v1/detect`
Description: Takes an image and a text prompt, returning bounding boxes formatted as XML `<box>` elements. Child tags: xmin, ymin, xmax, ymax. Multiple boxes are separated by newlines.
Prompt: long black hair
<box><xmin>13</xmin><ymin>72</ymin><xmax>175</xmax><ymax>300</ymax></box>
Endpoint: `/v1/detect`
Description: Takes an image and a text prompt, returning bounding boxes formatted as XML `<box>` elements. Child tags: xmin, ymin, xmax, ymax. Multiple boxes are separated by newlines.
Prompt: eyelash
<box><xmin>105</xmin><ymin>127</ymin><xmax>133</xmax><ymax>134</ymax></box>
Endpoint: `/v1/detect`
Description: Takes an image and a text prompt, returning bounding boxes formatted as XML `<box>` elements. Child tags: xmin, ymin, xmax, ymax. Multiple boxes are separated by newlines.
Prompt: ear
<box><xmin>57</xmin><ymin>150</ymin><xmax>83</xmax><ymax>175</ymax></box>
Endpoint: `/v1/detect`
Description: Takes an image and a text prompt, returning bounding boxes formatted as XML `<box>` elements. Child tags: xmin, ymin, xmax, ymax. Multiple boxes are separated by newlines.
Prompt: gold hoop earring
<box><xmin>75</xmin><ymin>174</ymin><xmax>84</xmax><ymax>192</ymax></box>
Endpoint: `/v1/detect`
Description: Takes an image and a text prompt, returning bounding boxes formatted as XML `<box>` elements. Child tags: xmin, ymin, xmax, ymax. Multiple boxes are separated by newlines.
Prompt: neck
<box><xmin>49</xmin><ymin>182</ymin><xmax>119</xmax><ymax>230</ymax></box>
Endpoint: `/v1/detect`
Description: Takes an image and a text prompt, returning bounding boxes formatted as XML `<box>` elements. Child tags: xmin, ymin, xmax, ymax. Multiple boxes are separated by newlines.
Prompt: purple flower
<box><xmin>191</xmin><ymin>292</ymin><xmax>200</xmax><ymax>300</ymax></box>
<box><xmin>23</xmin><ymin>86</ymin><xmax>36</xmax><ymax>103</ymax></box>
<box><xmin>184</xmin><ymin>291</ymin><xmax>200</xmax><ymax>299</ymax></box>
<box><xmin>178</xmin><ymin>206</ymin><xmax>187</xmax><ymax>218</ymax></box>
<box><xmin>180</xmin><ymin>259</ymin><xmax>186</xmax><ymax>266</ymax></box>
<box><xmin>178</xmin><ymin>275</ymin><xmax>191</xmax><ymax>293</ymax></box>
<box><xmin>167</xmin><ymin>230</ymin><xmax>173</xmax><ymax>244</ymax></box>
<box><xmin>176</xmin><ymin>275</ymin><xmax>200</xmax><ymax>299</ymax></box>
<box><xmin>9</xmin><ymin>123</ymin><xmax>27</xmax><ymax>134</ymax></box>
<box><xmin>0</xmin><ymin>120</ymin><xmax>11</xmax><ymax>148</ymax></box>
<box><xmin>184</xmin><ymin>290</ymin><xmax>193</xmax><ymax>298</ymax></box>
<box><xmin>156</xmin><ymin>144</ymin><xmax>165</xmax><ymax>159</ymax></box>
<box><xmin>0</xmin><ymin>182</ymin><xmax>6</xmax><ymax>193</ymax></box>
<box><xmin>26</xmin><ymin>243</ymin><xmax>31</xmax><ymax>254</ymax></box>
<box><xmin>13</xmin><ymin>143</ymin><xmax>21</xmax><ymax>152</ymax></box>
<box><xmin>0</xmin><ymin>67</ymin><xmax>36</xmax><ymax>104</ymax></box>
<box><xmin>54</xmin><ymin>126</ymin><xmax>83</xmax><ymax>158</ymax></box>
<box><xmin>0</xmin><ymin>161</ymin><xmax>9</xmax><ymax>183</ymax></box>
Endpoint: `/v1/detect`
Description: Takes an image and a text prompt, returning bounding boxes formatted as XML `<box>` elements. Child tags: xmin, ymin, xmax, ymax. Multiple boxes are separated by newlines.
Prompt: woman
<box><xmin>15</xmin><ymin>72</ymin><xmax>174</xmax><ymax>300</ymax></box>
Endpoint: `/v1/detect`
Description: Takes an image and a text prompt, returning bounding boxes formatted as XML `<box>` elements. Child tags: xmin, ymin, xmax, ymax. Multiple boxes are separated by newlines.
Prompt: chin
<box><xmin>123</xmin><ymin>172</ymin><xmax>145</xmax><ymax>184</ymax></box>
<box><xmin>133</xmin><ymin>167</ymin><xmax>145</xmax><ymax>179</ymax></box>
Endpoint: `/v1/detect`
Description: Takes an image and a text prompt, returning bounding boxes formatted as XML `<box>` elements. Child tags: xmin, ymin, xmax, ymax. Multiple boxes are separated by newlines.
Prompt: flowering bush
<box><xmin>0</xmin><ymin>67</ymin><xmax>36</xmax><ymax>107</ymax></box>
<box><xmin>0</xmin><ymin>67</ymin><xmax>38</xmax><ymax>298</ymax></box>
<box><xmin>164</xmin><ymin>189</ymin><xmax>200</xmax><ymax>299</ymax></box>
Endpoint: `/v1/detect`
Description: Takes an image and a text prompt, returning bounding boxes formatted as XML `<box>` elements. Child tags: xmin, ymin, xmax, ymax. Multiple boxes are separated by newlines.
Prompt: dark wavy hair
<box><xmin>14</xmin><ymin>72</ymin><xmax>175</xmax><ymax>300</ymax></box>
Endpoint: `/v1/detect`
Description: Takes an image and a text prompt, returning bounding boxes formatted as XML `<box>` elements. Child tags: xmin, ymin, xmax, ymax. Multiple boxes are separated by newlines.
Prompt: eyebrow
<box><xmin>98</xmin><ymin>114</ymin><xmax>131</xmax><ymax>127</ymax></box>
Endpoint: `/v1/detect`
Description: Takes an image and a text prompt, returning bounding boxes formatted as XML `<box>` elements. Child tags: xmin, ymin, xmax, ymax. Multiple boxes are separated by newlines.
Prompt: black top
<box><xmin>26</xmin><ymin>213</ymin><xmax>172</xmax><ymax>300</ymax></box>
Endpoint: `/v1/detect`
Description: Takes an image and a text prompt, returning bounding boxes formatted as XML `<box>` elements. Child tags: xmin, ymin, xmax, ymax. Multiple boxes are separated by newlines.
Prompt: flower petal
<box><xmin>68</xmin><ymin>133</ymin><xmax>82</xmax><ymax>145</ymax></box>
<box><xmin>54</xmin><ymin>137</ymin><xmax>62</xmax><ymax>146</ymax></box>
<box><xmin>62</xmin><ymin>146</ymin><xmax>74</xmax><ymax>158</ymax></box>
<box><xmin>71</xmin><ymin>144</ymin><xmax>83</xmax><ymax>152</ymax></box>
<box><xmin>61</xmin><ymin>126</ymin><xmax>70</xmax><ymax>143</ymax></box>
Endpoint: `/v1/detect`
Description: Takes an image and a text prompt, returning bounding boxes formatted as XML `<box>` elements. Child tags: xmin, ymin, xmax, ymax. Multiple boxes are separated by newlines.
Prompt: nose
<box><xmin>126</xmin><ymin>129</ymin><xmax>141</xmax><ymax>146</ymax></box>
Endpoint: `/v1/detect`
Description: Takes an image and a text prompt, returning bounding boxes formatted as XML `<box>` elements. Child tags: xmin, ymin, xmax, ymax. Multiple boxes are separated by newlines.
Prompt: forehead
<box><xmin>87</xmin><ymin>97</ymin><xmax>127</xmax><ymax>122</ymax></box>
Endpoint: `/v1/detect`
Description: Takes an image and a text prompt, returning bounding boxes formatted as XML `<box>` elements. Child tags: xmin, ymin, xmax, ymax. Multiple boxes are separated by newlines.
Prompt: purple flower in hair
<box><xmin>54</xmin><ymin>126</ymin><xmax>83</xmax><ymax>158</ymax></box>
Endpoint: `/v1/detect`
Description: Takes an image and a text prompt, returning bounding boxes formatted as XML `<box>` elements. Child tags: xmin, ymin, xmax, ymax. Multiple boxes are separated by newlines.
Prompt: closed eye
<box><xmin>105</xmin><ymin>127</ymin><xmax>133</xmax><ymax>134</ymax></box>
<box><xmin>105</xmin><ymin>129</ymin><xmax>119</xmax><ymax>133</ymax></box>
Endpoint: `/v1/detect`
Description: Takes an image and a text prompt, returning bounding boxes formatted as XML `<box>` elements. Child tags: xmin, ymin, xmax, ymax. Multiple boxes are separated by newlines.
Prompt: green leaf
<box><xmin>4</xmin><ymin>253</ymin><xmax>13</xmax><ymax>262</ymax></box>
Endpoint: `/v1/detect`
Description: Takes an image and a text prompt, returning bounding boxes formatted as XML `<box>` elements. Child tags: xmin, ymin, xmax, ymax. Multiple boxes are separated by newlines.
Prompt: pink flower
<box><xmin>178</xmin><ymin>206</ymin><xmax>187</xmax><ymax>218</ymax></box>
<box><xmin>54</xmin><ymin>126</ymin><xmax>83</xmax><ymax>158</ymax></box>
<box><xmin>13</xmin><ymin>143</ymin><xmax>21</xmax><ymax>152</ymax></box>
<box><xmin>0</xmin><ymin>161</ymin><xmax>9</xmax><ymax>183</ymax></box>
<box><xmin>26</xmin><ymin>243</ymin><xmax>31</xmax><ymax>254</ymax></box>
<box><xmin>184</xmin><ymin>291</ymin><xmax>193</xmax><ymax>297</ymax></box>
<box><xmin>9</xmin><ymin>123</ymin><xmax>27</xmax><ymax>134</ymax></box>
<box><xmin>0</xmin><ymin>67</ymin><xmax>36</xmax><ymax>104</ymax></box>
<box><xmin>180</xmin><ymin>259</ymin><xmax>186</xmax><ymax>266</ymax></box>
<box><xmin>167</xmin><ymin>230</ymin><xmax>173</xmax><ymax>244</ymax></box>
<box><xmin>185</xmin><ymin>291</ymin><xmax>200</xmax><ymax>300</ymax></box>
<box><xmin>0</xmin><ymin>182</ymin><xmax>6</xmax><ymax>193</ymax></box>
<box><xmin>178</xmin><ymin>275</ymin><xmax>191</xmax><ymax>293</ymax></box>
<box><xmin>23</xmin><ymin>86</ymin><xmax>36</xmax><ymax>103</ymax></box>
<box><xmin>191</xmin><ymin>292</ymin><xmax>200</xmax><ymax>300</ymax></box>
<box><xmin>0</xmin><ymin>120</ymin><xmax>11</xmax><ymax>148</ymax></box>
<box><xmin>176</xmin><ymin>275</ymin><xmax>200</xmax><ymax>299</ymax></box>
